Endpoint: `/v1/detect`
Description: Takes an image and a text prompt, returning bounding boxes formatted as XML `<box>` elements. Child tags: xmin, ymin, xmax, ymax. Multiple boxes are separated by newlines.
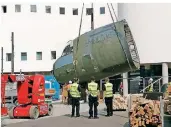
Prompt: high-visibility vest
<box><xmin>104</xmin><ymin>82</ymin><xmax>113</xmax><ymax>97</ymax></box>
<box><xmin>88</xmin><ymin>82</ymin><xmax>98</xmax><ymax>97</ymax></box>
<box><xmin>69</xmin><ymin>83</ymin><xmax>81</xmax><ymax>98</ymax></box>
<box><xmin>148</xmin><ymin>83</ymin><xmax>153</xmax><ymax>92</ymax></box>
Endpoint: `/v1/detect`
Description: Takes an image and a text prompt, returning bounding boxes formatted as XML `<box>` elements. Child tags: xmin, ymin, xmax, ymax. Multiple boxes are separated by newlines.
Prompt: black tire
<box><xmin>8</xmin><ymin>107</ymin><xmax>15</xmax><ymax>119</ymax></box>
<box><xmin>47</xmin><ymin>104</ymin><xmax>53</xmax><ymax>116</ymax></box>
<box><xmin>13</xmin><ymin>98</ymin><xmax>18</xmax><ymax>106</ymax></box>
<box><xmin>29</xmin><ymin>106</ymin><xmax>39</xmax><ymax>119</ymax></box>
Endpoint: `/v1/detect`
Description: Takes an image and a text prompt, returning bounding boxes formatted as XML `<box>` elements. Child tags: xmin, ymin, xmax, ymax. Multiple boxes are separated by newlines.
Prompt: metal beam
<box><xmin>11</xmin><ymin>32</ymin><xmax>14</xmax><ymax>74</ymax></box>
<box><xmin>1</xmin><ymin>47</ymin><xmax>3</xmax><ymax>74</ymax></box>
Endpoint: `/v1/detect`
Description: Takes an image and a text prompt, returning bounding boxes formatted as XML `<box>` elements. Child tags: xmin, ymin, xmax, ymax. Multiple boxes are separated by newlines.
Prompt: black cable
<box><xmin>74</xmin><ymin>3</ymin><xmax>84</xmax><ymax>78</ymax></box>
<box><xmin>110</xmin><ymin>3</ymin><xmax>118</xmax><ymax>21</ymax></box>
<box><xmin>107</xmin><ymin>3</ymin><xmax>132</xmax><ymax>71</ymax></box>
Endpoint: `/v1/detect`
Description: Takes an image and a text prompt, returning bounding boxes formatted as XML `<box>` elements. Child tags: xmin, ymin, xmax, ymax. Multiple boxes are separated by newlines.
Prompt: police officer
<box><xmin>69</xmin><ymin>78</ymin><xmax>81</xmax><ymax>117</ymax></box>
<box><xmin>87</xmin><ymin>76</ymin><xmax>99</xmax><ymax>119</ymax></box>
<box><xmin>103</xmin><ymin>77</ymin><xmax>113</xmax><ymax>117</ymax></box>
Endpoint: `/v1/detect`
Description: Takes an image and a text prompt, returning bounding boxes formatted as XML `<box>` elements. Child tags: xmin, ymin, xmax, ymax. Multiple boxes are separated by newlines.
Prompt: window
<box><xmin>36</xmin><ymin>52</ymin><xmax>42</xmax><ymax>60</ymax></box>
<box><xmin>45</xmin><ymin>6</ymin><xmax>51</xmax><ymax>13</ymax></box>
<box><xmin>1</xmin><ymin>6</ymin><xmax>7</xmax><ymax>13</ymax></box>
<box><xmin>51</xmin><ymin>51</ymin><xmax>56</xmax><ymax>60</ymax></box>
<box><xmin>100</xmin><ymin>7</ymin><xmax>105</xmax><ymax>14</ymax></box>
<box><xmin>86</xmin><ymin>8</ymin><xmax>93</xmax><ymax>15</ymax></box>
<box><xmin>59</xmin><ymin>7</ymin><xmax>65</xmax><ymax>14</ymax></box>
<box><xmin>6</xmin><ymin>53</ymin><xmax>12</xmax><ymax>61</ymax></box>
<box><xmin>21</xmin><ymin>52</ymin><xmax>27</xmax><ymax>61</ymax></box>
<box><xmin>30</xmin><ymin>5</ymin><xmax>37</xmax><ymax>12</ymax></box>
<box><xmin>61</xmin><ymin>45</ymin><xmax>73</xmax><ymax>57</ymax></box>
<box><xmin>73</xmin><ymin>8</ymin><xmax>78</xmax><ymax>15</ymax></box>
<box><xmin>15</xmin><ymin>5</ymin><xmax>21</xmax><ymax>12</ymax></box>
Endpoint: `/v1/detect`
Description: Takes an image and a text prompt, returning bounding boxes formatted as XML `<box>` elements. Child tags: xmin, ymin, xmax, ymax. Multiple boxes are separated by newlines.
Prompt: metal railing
<box><xmin>140</xmin><ymin>77</ymin><xmax>163</xmax><ymax>93</ymax></box>
<box><xmin>100</xmin><ymin>76</ymin><xmax>171</xmax><ymax>94</ymax></box>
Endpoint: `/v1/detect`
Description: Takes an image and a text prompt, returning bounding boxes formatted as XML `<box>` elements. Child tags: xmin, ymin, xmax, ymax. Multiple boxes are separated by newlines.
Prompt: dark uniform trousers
<box><xmin>105</xmin><ymin>97</ymin><xmax>113</xmax><ymax>116</ymax></box>
<box><xmin>68</xmin><ymin>91</ymin><xmax>72</xmax><ymax>105</ymax></box>
<box><xmin>89</xmin><ymin>95</ymin><xmax>98</xmax><ymax>117</ymax></box>
<box><xmin>71</xmin><ymin>97</ymin><xmax>80</xmax><ymax>116</ymax></box>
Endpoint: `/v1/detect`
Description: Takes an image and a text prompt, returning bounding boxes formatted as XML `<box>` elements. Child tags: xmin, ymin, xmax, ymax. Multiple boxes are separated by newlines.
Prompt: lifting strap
<box><xmin>107</xmin><ymin>3</ymin><xmax>133</xmax><ymax>71</ymax></box>
<box><xmin>74</xmin><ymin>3</ymin><xmax>84</xmax><ymax>78</ymax></box>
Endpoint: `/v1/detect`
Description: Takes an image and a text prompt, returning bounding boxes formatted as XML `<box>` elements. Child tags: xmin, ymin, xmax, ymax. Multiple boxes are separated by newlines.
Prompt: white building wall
<box><xmin>0</xmin><ymin>3</ymin><xmax>117</xmax><ymax>73</ymax></box>
<box><xmin>118</xmin><ymin>3</ymin><xmax>171</xmax><ymax>64</ymax></box>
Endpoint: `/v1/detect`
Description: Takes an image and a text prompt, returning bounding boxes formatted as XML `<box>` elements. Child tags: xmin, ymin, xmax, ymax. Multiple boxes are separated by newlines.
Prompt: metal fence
<box><xmin>100</xmin><ymin>76</ymin><xmax>171</xmax><ymax>94</ymax></box>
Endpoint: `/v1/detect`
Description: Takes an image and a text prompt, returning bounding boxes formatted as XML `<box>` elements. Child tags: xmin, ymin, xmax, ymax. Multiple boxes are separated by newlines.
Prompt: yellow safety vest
<box><xmin>69</xmin><ymin>83</ymin><xmax>81</xmax><ymax>98</ymax></box>
<box><xmin>104</xmin><ymin>82</ymin><xmax>113</xmax><ymax>97</ymax></box>
<box><xmin>88</xmin><ymin>82</ymin><xmax>98</xmax><ymax>97</ymax></box>
<box><xmin>148</xmin><ymin>83</ymin><xmax>153</xmax><ymax>92</ymax></box>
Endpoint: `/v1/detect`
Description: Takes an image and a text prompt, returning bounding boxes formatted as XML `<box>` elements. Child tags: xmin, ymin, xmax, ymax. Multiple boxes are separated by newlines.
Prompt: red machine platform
<box><xmin>1</xmin><ymin>74</ymin><xmax>16</xmax><ymax>116</ymax></box>
<box><xmin>8</xmin><ymin>74</ymin><xmax>53</xmax><ymax>119</ymax></box>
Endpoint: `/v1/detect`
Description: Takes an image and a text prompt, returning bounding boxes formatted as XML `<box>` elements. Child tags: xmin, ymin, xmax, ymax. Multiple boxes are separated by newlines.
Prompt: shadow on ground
<box><xmin>123</xmin><ymin>122</ymin><xmax>129</xmax><ymax>127</ymax></box>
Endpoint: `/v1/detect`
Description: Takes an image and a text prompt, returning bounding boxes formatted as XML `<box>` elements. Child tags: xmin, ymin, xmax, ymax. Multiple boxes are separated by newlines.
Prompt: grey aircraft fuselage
<box><xmin>53</xmin><ymin>20</ymin><xmax>140</xmax><ymax>84</ymax></box>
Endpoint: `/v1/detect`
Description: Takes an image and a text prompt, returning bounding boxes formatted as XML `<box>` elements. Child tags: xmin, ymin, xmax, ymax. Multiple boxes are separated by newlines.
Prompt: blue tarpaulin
<box><xmin>44</xmin><ymin>75</ymin><xmax>60</xmax><ymax>100</ymax></box>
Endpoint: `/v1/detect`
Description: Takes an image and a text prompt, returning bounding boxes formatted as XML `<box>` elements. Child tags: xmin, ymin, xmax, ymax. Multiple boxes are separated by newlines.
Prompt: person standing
<box><xmin>103</xmin><ymin>77</ymin><xmax>113</xmax><ymax>117</ymax></box>
<box><xmin>67</xmin><ymin>80</ymin><xmax>72</xmax><ymax>105</ymax></box>
<box><xmin>69</xmin><ymin>78</ymin><xmax>81</xmax><ymax>117</ymax></box>
<box><xmin>87</xmin><ymin>76</ymin><xmax>99</xmax><ymax>119</ymax></box>
<box><xmin>119</xmin><ymin>82</ymin><xmax>123</xmax><ymax>95</ymax></box>
<box><xmin>147</xmin><ymin>78</ymin><xmax>153</xmax><ymax>92</ymax></box>
<box><xmin>62</xmin><ymin>83</ymin><xmax>68</xmax><ymax>104</ymax></box>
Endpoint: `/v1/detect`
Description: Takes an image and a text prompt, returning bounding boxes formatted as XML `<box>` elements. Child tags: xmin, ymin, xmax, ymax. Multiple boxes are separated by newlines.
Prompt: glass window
<box><xmin>60</xmin><ymin>7</ymin><xmax>65</xmax><ymax>14</ymax></box>
<box><xmin>61</xmin><ymin>45</ymin><xmax>73</xmax><ymax>57</ymax></box>
<box><xmin>21</xmin><ymin>52</ymin><xmax>27</xmax><ymax>61</ymax></box>
<box><xmin>6</xmin><ymin>53</ymin><xmax>12</xmax><ymax>61</ymax></box>
<box><xmin>51</xmin><ymin>51</ymin><xmax>56</xmax><ymax>60</ymax></box>
<box><xmin>100</xmin><ymin>7</ymin><xmax>105</xmax><ymax>14</ymax></box>
<box><xmin>45</xmin><ymin>6</ymin><xmax>51</xmax><ymax>13</ymax></box>
<box><xmin>1</xmin><ymin>6</ymin><xmax>7</xmax><ymax>13</ymax></box>
<box><xmin>86</xmin><ymin>8</ymin><xmax>93</xmax><ymax>15</ymax></box>
<box><xmin>36</xmin><ymin>52</ymin><xmax>42</xmax><ymax>60</ymax></box>
<box><xmin>15</xmin><ymin>5</ymin><xmax>21</xmax><ymax>12</ymax></box>
<box><xmin>30</xmin><ymin>5</ymin><xmax>37</xmax><ymax>12</ymax></box>
<box><xmin>73</xmin><ymin>8</ymin><xmax>78</xmax><ymax>15</ymax></box>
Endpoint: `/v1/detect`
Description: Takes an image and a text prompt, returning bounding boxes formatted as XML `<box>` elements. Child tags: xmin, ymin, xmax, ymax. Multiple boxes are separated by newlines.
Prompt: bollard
<box><xmin>160</xmin><ymin>96</ymin><xmax>164</xmax><ymax>127</ymax></box>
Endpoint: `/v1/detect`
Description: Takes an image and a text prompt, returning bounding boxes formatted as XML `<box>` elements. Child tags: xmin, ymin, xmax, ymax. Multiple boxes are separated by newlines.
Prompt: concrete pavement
<box><xmin>3</xmin><ymin>111</ymin><xmax>129</xmax><ymax>127</ymax></box>
<box><xmin>2</xmin><ymin>103</ymin><xmax>129</xmax><ymax>127</ymax></box>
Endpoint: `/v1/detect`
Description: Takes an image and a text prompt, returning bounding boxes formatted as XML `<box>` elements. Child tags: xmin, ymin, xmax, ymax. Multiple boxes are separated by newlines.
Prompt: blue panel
<box><xmin>44</xmin><ymin>75</ymin><xmax>60</xmax><ymax>100</ymax></box>
<box><xmin>54</xmin><ymin>54</ymin><xmax>73</xmax><ymax>69</ymax></box>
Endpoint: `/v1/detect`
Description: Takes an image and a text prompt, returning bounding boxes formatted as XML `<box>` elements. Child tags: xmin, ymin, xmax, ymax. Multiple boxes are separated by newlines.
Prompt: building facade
<box><xmin>0</xmin><ymin>3</ymin><xmax>117</xmax><ymax>74</ymax></box>
<box><xmin>1</xmin><ymin>3</ymin><xmax>171</xmax><ymax>95</ymax></box>
<box><xmin>118</xmin><ymin>3</ymin><xmax>171</xmax><ymax>95</ymax></box>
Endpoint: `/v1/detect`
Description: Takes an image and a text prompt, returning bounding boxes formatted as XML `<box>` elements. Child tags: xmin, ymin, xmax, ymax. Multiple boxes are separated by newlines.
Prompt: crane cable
<box><xmin>107</xmin><ymin>3</ymin><xmax>133</xmax><ymax>71</ymax></box>
<box><xmin>110</xmin><ymin>3</ymin><xmax>118</xmax><ymax>22</ymax></box>
<box><xmin>74</xmin><ymin>3</ymin><xmax>84</xmax><ymax>78</ymax></box>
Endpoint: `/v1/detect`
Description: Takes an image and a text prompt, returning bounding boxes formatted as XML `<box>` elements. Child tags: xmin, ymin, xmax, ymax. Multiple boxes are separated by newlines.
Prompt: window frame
<box><xmin>86</xmin><ymin>8</ymin><xmax>93</xmax><ymax>15</ymax></box>
<box><xmin>36</xmin><ymin>52</ymin><xmax>42</xmax><ymax>60</ymax></box>
<box><xmin>73</xmin><ymin>8</ymin><xmax>78</xmax><ymax>15</ymax></box>
<box><xmin>30</xmin><ymin>5</ymin><xmax>37</xmax><ymax>12</ymax></box>
<box><xmin>1</xmin><ymin>6</ymin><xmax>7</xmax><ymax>13</ymax></box>
<box><xmin>51</xmin><ymin>51</ymin><xmax>56</xmax><ymax>60</ymax></box>
<box><xmin>45</xmin><ymin>6</ymin><xmax>51</xmax><ymax>13</ymax></box>
<box><xmin>21</xmin><ymin>52</ymin><xmax>27</xmax><ymax>61</ymax></box>
<box><xmin>15</xmin><ymin>4</ymin><xmax>21</xmax><ymax>12</ymax></box>
<box><xmin>59</xmin><ymin>7</ymin><xmax>65</xmax><ymax>15</ymax></box>
<box><xmin>6</xmin><ymin>53</ymin><xmax>12</xmax><ymax>61</ymax></box>
<box><xmin>100</xmin><ymin>7</ymin><xmax>105</xmax><ymax>14</ymax></box>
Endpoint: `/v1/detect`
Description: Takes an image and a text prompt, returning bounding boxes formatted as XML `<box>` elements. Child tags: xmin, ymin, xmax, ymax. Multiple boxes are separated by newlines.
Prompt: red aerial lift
<box><xmin>8</xmin><ymin>74</ymin><xmax>53</xmax><ymax>119</ymax></box>
<box><xmin>1</xmin><ymin>74</ymin><xmax>16</xmax><ymax>116</ymax></box>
